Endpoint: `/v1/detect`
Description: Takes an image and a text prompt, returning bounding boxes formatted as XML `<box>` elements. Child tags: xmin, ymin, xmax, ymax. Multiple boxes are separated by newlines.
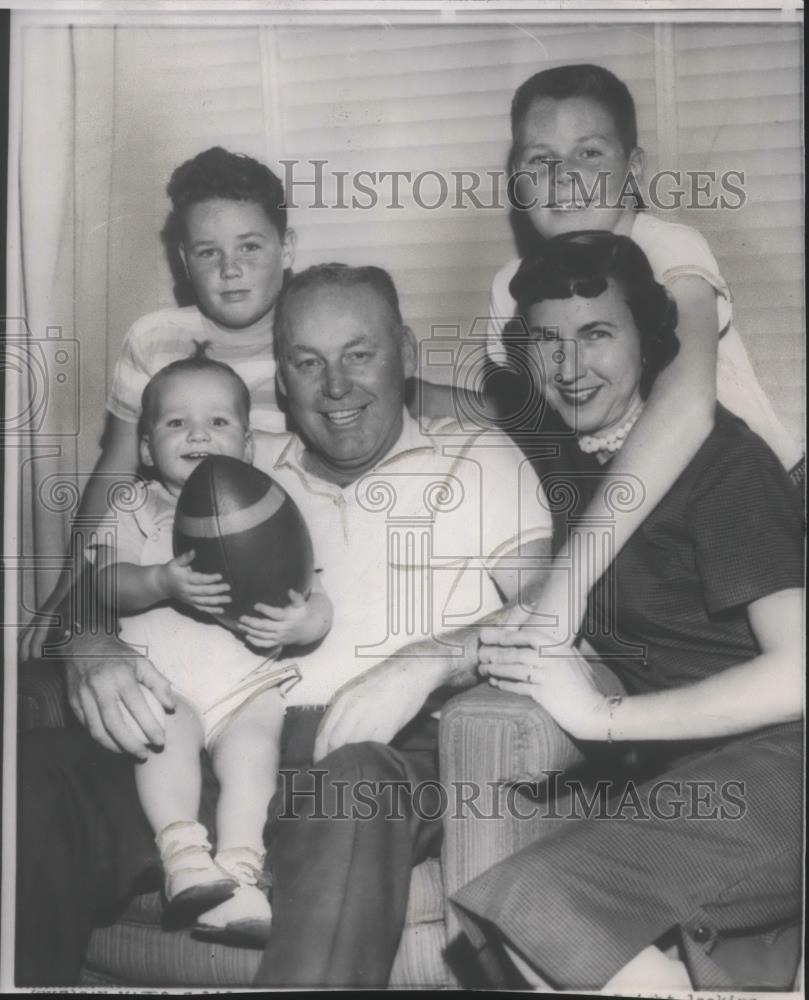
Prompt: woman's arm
<box><xmin>531</xmin><ymin>275</ymin><xmax>719</xmax><ymax>641</ymax></box>
<box><xmin>481</xmin><ymin>588</ymin><xmax>804</xmax><ymax>741</ymax></box>
<box><xmin>609</xmin><ymin>588</ymin><xmax>803</xmax><ymax>740</ymax></box>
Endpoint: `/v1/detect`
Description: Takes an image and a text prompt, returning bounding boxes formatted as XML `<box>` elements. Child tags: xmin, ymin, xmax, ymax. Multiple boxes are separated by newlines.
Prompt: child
<box><xmin>485</xmin><ymin>63</ymin><xmax>803</xmax><ymax>645</ymax></box>
<box><xmin>91</xmin><ymin>348</ymin><xmax>332</xmax><ymax>944</ymax></box>
<box><xmin>21</xmin><ymin>145</ymin><xmax>454</xmax><ymax>661</ymax></box>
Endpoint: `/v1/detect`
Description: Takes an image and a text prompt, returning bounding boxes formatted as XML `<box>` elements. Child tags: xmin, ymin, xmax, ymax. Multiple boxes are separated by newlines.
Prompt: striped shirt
<box><xmin>107</xmin><ymin>305</ymin><xmax>285</xmax><ymax>433</ymax></box>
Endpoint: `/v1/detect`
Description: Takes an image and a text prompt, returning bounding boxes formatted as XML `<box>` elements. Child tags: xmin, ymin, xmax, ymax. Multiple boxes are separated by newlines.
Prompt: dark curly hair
<box><xmin>509</xmin><ymin>231</ymin><xmax>679</xmax><ymax>399</ymax></box>
<box><xmin>160</xmin><ymin>147</ymin><xmax>289</xmax><ymax>304</ymax></box>
<box><xmin>161</xmin><ymin>146</ymin><xmax>287</xmax><ymax>249</ymax></box>
<box><xmin>139</xmin><ymin>340</ymin><xmax>251</xmax><ymax>439</ymax></box>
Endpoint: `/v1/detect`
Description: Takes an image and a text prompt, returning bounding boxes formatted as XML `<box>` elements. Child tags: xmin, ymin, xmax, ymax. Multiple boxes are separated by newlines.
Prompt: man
<box><xmin>17</xmin><ymin>264</ymin><xmax>552</xmax><ymax>987</ymax></box>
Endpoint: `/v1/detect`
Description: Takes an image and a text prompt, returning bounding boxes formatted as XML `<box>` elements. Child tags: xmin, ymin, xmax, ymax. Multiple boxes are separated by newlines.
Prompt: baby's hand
<box><xmin>160</xmin><ymin>550</ymin><xmax>231</xmax><ymax>615</ymax></box>
<box><xmin>237</xmin><ymin>590</ymin><xmax>323</xmax><ymax>649</ymax></box>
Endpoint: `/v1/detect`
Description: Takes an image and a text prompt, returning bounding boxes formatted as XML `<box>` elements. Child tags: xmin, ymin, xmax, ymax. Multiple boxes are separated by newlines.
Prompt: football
<box><xmin>173</xmin><ymin>455</ymin><xmax>314</xmax><ymax>629</ymax></box>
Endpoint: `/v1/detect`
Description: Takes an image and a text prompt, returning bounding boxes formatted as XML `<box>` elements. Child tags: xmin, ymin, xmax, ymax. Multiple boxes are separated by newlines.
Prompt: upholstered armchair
<box><xmin>19</xmin><ymin>661</ymin><xmax>802</xmax><ymax>989</ymax></box>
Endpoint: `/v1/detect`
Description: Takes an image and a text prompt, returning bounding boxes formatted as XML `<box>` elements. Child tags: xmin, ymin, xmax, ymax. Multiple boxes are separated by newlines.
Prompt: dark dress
<box><xmin>451</xmin><ymin>407</ymin><xmax>804</xmax><ymax>989</ymax></box>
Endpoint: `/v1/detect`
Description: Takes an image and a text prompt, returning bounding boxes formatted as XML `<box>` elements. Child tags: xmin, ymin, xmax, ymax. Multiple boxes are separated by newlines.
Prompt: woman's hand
<box><xmin>159</xmin><ymin>550</ymin><xmax>231</xmax><ymax>614</ymax></box>
<box><xmin>479</xmin><ymin>639</ymin><xmax>612</xmax><ymax>742</ymax></box>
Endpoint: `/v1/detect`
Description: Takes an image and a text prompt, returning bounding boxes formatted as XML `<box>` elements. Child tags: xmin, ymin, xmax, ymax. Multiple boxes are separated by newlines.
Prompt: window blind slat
<box><xmin>89</xmin><ymin>20</ymin><xmax>801</xmax><ymax>444</ymax></box>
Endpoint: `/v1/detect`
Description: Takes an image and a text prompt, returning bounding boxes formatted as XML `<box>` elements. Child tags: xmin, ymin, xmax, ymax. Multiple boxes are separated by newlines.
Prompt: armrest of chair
<box><xmin>438</xmin><ymin>685</ymin><xmax>582</xmax><ymax>910</ymax></box>
<box><xmin>438</xmin><ymin>663</ymin><xmax>625</xmax><ymax>942</ymax></box>
<box><xmin>18</xmin><ymin>660</ymin><xmax>70</xmax><ymax>731</ymax></box>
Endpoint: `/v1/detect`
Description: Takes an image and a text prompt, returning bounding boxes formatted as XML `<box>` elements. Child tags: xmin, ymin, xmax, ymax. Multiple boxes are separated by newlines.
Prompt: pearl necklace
<box><xmin>577</xmin><ymin>402</ymin><xmax>644</xmax><ymax>455</ymax></box>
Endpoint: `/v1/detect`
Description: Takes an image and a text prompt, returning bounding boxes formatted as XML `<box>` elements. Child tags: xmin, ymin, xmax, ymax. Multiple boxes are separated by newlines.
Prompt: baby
<box><xmin>92</xmin><ymin>346</ymin><xmax>332</xmax><ymax>944</ymax></box>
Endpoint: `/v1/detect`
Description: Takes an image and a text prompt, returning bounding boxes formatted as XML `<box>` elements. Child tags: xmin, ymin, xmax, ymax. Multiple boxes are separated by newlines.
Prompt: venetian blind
<box><xmin>269</xmin><ymin>22</ymin><xmax>659</xmax><ymax>384</ymax></box>
<box><xmin>672</xmin><ymin>22</ymin><xmax>804</xmax><ymax>445</ymax></box>
<box><xmin>101</xmin><ymin>20</ymin><xmax>803</xmax><ymax>443</ymax></box>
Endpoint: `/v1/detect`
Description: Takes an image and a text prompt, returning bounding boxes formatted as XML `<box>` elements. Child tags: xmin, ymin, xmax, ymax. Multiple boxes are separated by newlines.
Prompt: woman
<box><xmin>451</xmin><ymin>232</ymin><xmax>803</xmax><ymax>991</ymax></box>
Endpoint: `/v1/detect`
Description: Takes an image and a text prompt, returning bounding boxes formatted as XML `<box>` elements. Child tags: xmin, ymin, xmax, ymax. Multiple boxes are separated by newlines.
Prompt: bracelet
<box><xmin>606</xmin><ymin>694</ymin><xmax>623</xmax><ymax>744</ymax></box>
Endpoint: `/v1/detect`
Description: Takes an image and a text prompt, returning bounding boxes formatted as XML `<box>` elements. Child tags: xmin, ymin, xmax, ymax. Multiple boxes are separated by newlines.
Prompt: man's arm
<box><xmin>312</xmin><ymin>536</ymin><xmax>550</xmax><ymax>761</ymax></box>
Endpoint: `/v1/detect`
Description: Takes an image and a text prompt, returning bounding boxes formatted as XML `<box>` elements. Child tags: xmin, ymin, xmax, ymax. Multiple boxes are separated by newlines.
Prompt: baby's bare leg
<box><xmin>209</xmin><ymin>688</ymin><xmax>285</xmax><ymax>853</ymax></box>
<box><xmin>134</xmin><ymin>696</ymin><xmax>205</xmax><ymax>833</ymax></box>
<box><xmin>193</xmin><ymin>689</ymin><xmax>284</xmax><ymax>942</ymax></box>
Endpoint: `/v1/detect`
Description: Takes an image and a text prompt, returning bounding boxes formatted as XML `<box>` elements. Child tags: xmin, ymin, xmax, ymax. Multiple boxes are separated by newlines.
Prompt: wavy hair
<box><xmin>509</xmin><ymin>231</ymin><xmax>679</xmax><ymax>398</ymax></box>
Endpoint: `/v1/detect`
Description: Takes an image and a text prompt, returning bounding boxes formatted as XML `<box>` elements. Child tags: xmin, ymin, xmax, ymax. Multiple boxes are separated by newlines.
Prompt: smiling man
<box><xmin>242</xmin><ymin>264</ymin><xmax>553</xmax><ymax>985</ymax></box>
<box><xmin>17</xmin><ymin>263</ymin><xmax>553</xmax><ymax>989</ymax></box>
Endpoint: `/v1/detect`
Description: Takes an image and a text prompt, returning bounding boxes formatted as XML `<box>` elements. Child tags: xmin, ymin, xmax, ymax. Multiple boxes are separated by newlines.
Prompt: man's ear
<box><xmin>243</xmin><ymin>430</ymin><xmax>255</xmax><ymax>465</ymax></box>
<box><xmin>628</xmin><ymin>145</ymin><xmax>646</xmax><ymax>184</ymax></box>
<box><xmin>276</xmin><ymin>363</ymin><xmax>288</xmax><ymax>398</ymax></box>
<box><xmin>281</xmin><ymin>228</ymin><xmax>297</xmax><ymax>270</ymax></box>
<box><xmin>178</xmin><ymin>244</ymin><xmax>190</xmax><ymax>278</ymax></box>
<box><xmin>400</xmin><ymin>326</ymin><xmax>418</xmax><ymax>380</ymax></box>
<box><xmin>139</xmin><ymin>436</ymin><xmax>155</xmax><ymax>469</ymax></box>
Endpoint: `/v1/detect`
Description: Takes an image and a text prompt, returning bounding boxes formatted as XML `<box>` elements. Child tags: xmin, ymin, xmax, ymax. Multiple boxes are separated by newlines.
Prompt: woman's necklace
<box><xmin>577</xmin><ymin>401</ymin><xmax>644</xmax><ymax>455</ymax></box>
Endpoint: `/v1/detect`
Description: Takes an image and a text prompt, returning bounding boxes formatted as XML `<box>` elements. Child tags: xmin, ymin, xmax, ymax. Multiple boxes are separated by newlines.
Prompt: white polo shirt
<box><xmin>253</xmin><ymin>413</ymin><xmax>552</xmax><ymax>706</ymax></box>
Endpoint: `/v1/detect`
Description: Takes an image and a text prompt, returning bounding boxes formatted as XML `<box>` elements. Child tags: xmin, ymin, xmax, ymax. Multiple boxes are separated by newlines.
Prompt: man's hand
<box><xmin>313</xmin><ymin>651</ymin><xmax>444</xmax><ymax>763</ymax></box>
<box><xmin>159</xmin><ymin>550</ymin><xmax>231</xmax><ymax>615</ymax></box>
<box><xmin>64</xmin><ymin>631</ymin><xmax>176</xmax><ymax>760</ymax></box>
<box><xmin>479</xmin><ymin>610</ymin><xmax>574</xmax><ymax>654</ymax></box>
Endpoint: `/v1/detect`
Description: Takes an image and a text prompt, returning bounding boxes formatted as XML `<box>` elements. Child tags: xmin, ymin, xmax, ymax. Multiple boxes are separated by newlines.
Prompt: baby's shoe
<box><xmin>156</xmin><ymin>820</ymin><xmax>237</xmax><ymax>921</ymax></box>
<box><xmin>194</xmin><ymin>846</ymin><xmax>272</xmax><ymax>947</ymax></box>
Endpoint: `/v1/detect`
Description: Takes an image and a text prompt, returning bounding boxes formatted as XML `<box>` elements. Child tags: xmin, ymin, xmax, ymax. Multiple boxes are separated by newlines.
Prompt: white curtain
<box><xmin>11</xmin><ymin>25</ymin><xmax>115</xmax><ymax>614</ymax></box>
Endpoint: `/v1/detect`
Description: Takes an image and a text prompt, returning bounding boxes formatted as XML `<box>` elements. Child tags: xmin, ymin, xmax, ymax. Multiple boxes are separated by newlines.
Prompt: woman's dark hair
<box><xmin>510</xmin><ymin>64</ymin><xmax>638</xmax><ymax>155</ymax></box>
<box><xmin>162</xmin><ymin>147</ymin><xmax>287</xmax><ymax>248</ymax></box>
<box><xmin>509</xmin><ymin>231</ymin><xmax>679</xmax><ymax>398</ymax></box>
<box><xmin>139</xmin><ymin>340</ymin><xmax>251</xmax><ymax>439</ymax></box>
